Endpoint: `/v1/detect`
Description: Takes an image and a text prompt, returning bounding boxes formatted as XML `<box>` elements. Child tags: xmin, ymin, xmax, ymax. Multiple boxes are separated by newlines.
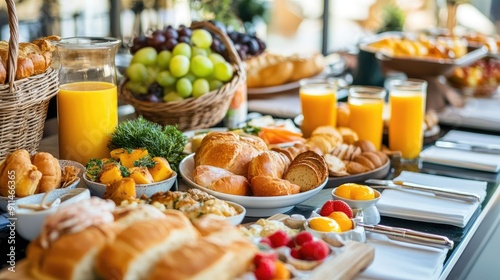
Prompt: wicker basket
<box><xmin>0</xmin><ymin>0</ymin><xmax>59</xmax><ymax>161</ymax></box>
<box><xmin>119</xmin><ymin>21</ymin><xmax>246</xmax><ymax>131</ymax></box>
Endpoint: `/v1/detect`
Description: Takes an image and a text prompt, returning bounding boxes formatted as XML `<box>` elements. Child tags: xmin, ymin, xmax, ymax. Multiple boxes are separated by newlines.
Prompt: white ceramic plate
<box><xmin>0</xmin><ymin>160</ymin><xmax>85</xmax><ymax>212</ymax></box>
<box><xmin>179</xmin><ymin>154</ymin><xmax>328</xmax><ymax>217</ymax></box>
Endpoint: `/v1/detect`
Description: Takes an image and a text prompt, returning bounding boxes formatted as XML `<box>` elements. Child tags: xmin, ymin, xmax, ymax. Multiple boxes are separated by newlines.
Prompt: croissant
<box><xmin>32</xmin><ymin>152</ymin><xmax>62</xmax><ymax>193</ymax></box>
<box><xmin>0</xmin><ymin>149</ymin><xmax>42</xmax><ymax>197</ymax></box>
<box><xmin>193</xmin><ymin>165</ymin><xmax>251</xmax><ymax>196</ymax></box>
<box><xmin>247</xmin><ymin>150</ymin><xmax>290</xmax><ymax>182</ymax></box>
<box><xmin>250</xmin><ymin>176</ymin><xmax>300</xmax><ymax>196</ymax></box>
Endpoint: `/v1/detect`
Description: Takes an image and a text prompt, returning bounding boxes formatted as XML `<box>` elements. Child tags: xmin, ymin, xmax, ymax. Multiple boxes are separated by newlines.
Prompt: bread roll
<box><xmin>352</xmin><ymin>154</ymin><xmax>376</xmax><ymax>170</ymax></box>
<box><xmin>32</xmin><ymin>152</ymin><xmax>62</xmax><ymax>193</ymax></box>
<box><xmin>251</xmin><ymin>176</ymin><xmax>300</xmax><ymax>196</ymax></box>
<box><xmin>193</xmin><ymin>165</ymin><xmax>251</xmax><ymax>196</ymax></box>
<box><xmin>337</xmin><ymin>127</ymin><xmax>359</xmax><ymax>145</ymax></box>
<box><xmin>354</xmin><ymin>140</ymin><xmax>376</xmax><ymax>153</ymax></box>
<box><xmin>96</xmin><ymin>211</ymin><xmax>199</xmax><ymax>280</ymax></box>
<box><xmin>345</xmin><ymin>161</ymin><xmax>369</xmax><ymax>174</ymax></box>
<box><xmin>0</xmin><ymin>149</ymin><xmax>42</xmax><ymax>197</ymax></box>
<box><xmin>247</xmin><ymin>150</ymin><xmax>290</xmax><ymax>181</ymax></box>
<box><xmin>149</xmin><ymin>237</ymin><xmax>256</xmax><ymax>280</ymax></box>
<box><xmin>361</xmin><ymin>152</ymin><xmax>383</xmax><ymax>168</ymax></box>
<box><xmin>194</xmin><ymin>132</ymin><xmax>267</xmax><ymax>177</ymax></box>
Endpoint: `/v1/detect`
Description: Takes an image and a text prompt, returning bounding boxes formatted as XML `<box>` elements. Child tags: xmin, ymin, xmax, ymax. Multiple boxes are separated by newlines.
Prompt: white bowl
<box><xmin>179</xmin><ymin>154</ymin><xmax>327</xmax><ymax>217</ymax></box>
<box><xmin>225</xmin><ymin>201</ymin><xmax>246</xmax><ymax>225</ymax></box>
<box><xmin>0</xmin><ymin>160</ymin><xmax>85</xmax><ymax>212</ymax></box>
<box><xmin>304</xmin><ymin>211</ymin><xmax>366</xmax><ymax>243</ymax></box>
<box><xmin>83</xmin><ymin>172</ymin><xmax>177</xmax><ymax>198</ymax></box>
<box><xmin>14</xmin><ymin>188</ymin><xmax>91</xmax><ymax>240</ymax></box>
<box><xmin>331</xmin><ymin>187</ymin><xmax>382</xmax><ymax>225</ymax></box>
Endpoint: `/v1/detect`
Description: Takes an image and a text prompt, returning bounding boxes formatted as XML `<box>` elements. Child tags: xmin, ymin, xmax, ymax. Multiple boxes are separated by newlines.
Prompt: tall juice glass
<box><xmin>299</xmin><ymin>79</ymin><xmax>337</xmax><ymax>138</ymax></box>
<box><xmin>388</xmin><ymin>79</ymin><xmax>427</xmax><ymax>160</ymax></box>
<box><xmin>348</xmin><ymin>86</ymin><xmax>386</xmax><ymax>150</ymax></box>
<box><xmin>56</xmin><ymin>37</ymin><xmax>121</xmax><ymax>165</ymax></box>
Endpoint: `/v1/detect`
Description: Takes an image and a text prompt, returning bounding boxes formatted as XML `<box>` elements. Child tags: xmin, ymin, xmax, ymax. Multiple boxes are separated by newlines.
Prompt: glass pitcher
<box><xmin>55</xmin><ymin>37</ymin><xmax>121</xmax><ymax>165</ymax></box>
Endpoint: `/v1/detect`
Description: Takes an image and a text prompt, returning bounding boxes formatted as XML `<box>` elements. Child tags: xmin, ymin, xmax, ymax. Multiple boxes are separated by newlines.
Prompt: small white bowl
<box><xmin>14</xmin><ymin>188</ymin><xmax>91</xmax><ymax>240</ymax></box>
<box><xmin>83</xmin><ymin>172</ymin><xmax>177</xmax><ymax>198</ymax></box>
<box><xmin>224</xmin><ymin>201</ymin><xmax>246</xmax><ymax>226</ymax></box>
<box><xmin>304</xmin><ymin>210</ymin><xmax>366</xmax><ymax>243</ymax></box>
<box><xmin>331</xmin><ymin>187</ymin><xmax>381</xmax><ymax>225</ymax></box>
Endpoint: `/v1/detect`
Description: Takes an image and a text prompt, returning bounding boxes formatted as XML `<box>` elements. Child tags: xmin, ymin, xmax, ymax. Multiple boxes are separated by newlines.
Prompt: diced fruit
<box><xmin>103</xmin><ymin>178</ymin><xmax>136</xmax><ymax>205</ymax></box>
<box><xmin>129</xmin><ymin>167</ymin><xmax>154</xmax><ymax>184</ymax></box>
<box><xmin>176</xmin><ymin>78</ymin><xmax>193</xmax><ymax>98</ymax></box>
<box><xmin>213</xmin><ymin>61</ymin><xmax>233</xmax><ymax>82</ymax></box>
<box><xmin>319</xmin><ymin>200</ymin><xmax>335</xmax><ymax>216</ymax></box>
<box><xmin>267</xmin><ymin>230</ymin><xmax>290</xmax><ymax>248</ymax></box>
<box><xmin>294</xmin><ymin>231</ymin><xmax>314</xmax><ymax>246</ymax></box>
<box><xmin>328</xmin><ymin>211</ymin><xmax>353</xmax><ymax>232</ymax></box>
<box><xmin>126</xmin><ymin>63</ymin><xmax>148</xmax><ymax>83</ymax></box>
<box><xmin>131</xmin><ymin>47</ymin><xmax>157</xmax><ymax>66</ymax></box>
<box><xmin>119</xmin><ymin>148</ymin><xmax>149</xmax><ymax>168</ymax></box>
<box><xmin>172</xmin><ymin>42</ymin><xmax>192</xmax><ymax>58</ymax></box>
<box><xmin>299</xmin><ymin>240</ymin><xmax>330</xmax><ymax>261</ymax></box>
<box><xmin>191</xmin><ymin>29</ymin><xmax>213</xmax><ymax>49</ymax></box>
<box><xmin>308</xmin><ymin>217</ymin><xmax>341</xmax><ymax>233</ymax></box>
<box><xmin>110</xmin><ymin>148</ymin><xmax>126</xmax><ymax>160</ymax></box>
<box><xmin>99</xmin><ymin>164</ymin><xmax>123</xmax><ymax>185</ymax></box>
<box><xmin>148</xmin><ymin>157</ymin><xmax>173</xmax><ymax>182</ymax></box>
<box><xmin>192</xmin><ymin>78</ymin><xmax>210</xmax><ymax>98</ymax></box>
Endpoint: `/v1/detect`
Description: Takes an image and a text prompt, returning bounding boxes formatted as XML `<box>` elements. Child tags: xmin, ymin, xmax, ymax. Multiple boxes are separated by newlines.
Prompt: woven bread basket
<box><xmin>0</xmin><ymin>0</ymin><xmax>59</xmax><ymax>161</ymax></box>
<box><xmin>119</xmin><ymin>21</ymin><xmax>246</xmax><ymax>131</ymax></box>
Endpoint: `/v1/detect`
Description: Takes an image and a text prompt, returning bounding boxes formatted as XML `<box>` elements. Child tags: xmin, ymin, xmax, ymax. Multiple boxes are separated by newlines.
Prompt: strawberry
<box><xmin>333</xmin><ymin>200</ymin><xmax>353</xmax><ymax>218</ymax></box>
<box><xmin>290</xmin><ymin>247</ymin><xmax>302</xmax><ymax>259</ymax></box>
<box><xmin>268</xmin><ymin>230</ymin><xmax>290</xmax><ymax>248</ymax></box>
<box><xmin>254</xmin><ymin>252</ymin><xmax>278</xmax><ymax>266</ymax></box>
<box><xmin>254</xmin><ymin>257</ymin><xmax>276</xmax><ymax>280</ymax></box>
<box><xmin>286</xmin><ymin>238</ymin><xmax>296</xmax><ymax>249</ymax></box>
<box><xmin>319</xmin><ymin>200</ymin><xmax>335</xmax><ymax>216</ymax></box>
<box><xmin>299</xmin><ymin>240</ymin><xmax>330</xmax><ymax>261</ymax></box>
<box><xmin>259</xmin><ymin>237</ymin><xmax>273</xmax><ymax>247</ymax></box>
<box><xmin>294</xmin><ymin>231</ymin><xmax>314</xmax><ymax>246</ymax></box>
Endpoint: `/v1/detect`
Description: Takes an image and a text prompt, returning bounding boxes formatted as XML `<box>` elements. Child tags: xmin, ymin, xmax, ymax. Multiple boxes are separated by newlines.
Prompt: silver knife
<box><xmin>435</xmin><ymin>140</ymin><xmax>500</xmax><ymax>155</ymax></box>
<box><xmin>359</xmin><ymin>223</ymin><xmax>454</xmax><ymax>249</ymax></box>
<box><xmin>365</xmin><ymin>179</ymin><xmax>481</xmax><ymax>203</ymax></box>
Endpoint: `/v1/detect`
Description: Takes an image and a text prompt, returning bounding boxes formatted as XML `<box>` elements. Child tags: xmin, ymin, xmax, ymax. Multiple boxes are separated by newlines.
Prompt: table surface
<box><xmin>1</xmin><ymin>122</ymin><xmax>499</xmax><ymax>279</ymax></box>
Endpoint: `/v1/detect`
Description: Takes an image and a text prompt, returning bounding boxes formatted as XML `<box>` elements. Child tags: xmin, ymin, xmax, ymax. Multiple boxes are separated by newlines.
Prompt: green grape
<box><xmin>126</xmin><ymin>63</ymin><xmax>148</xmax><ymax>82</ymax></box>
<box><xmin>192</xmin><ymin>78</ymin><xmax>210</xmax><ymax>98</ymax></box>
<box><xmin>163</xmin><ymin>91</ymin><xmax>184</xmax><ymax>102</ymax></box>
<box><xmin>213</xmin><ymin>62</ymin><xmax>234</xmax><ymax>82</ymax></box>
<box><xmin>191</xmin><ymin>29</ymin><xmax>213</xmax><ymax>49</ymax></box>
<box><xmin>124</xmin><ymin>81</ymin><xmax>148</xmax><ymax>94</ymax></box>
<box><xmin>131</xmin><ymin>47</ymin><xmax>157</xmax><ymax>66</ymax></box>
<box><xmin>183</xmin><ymin>72</ymin><xmax>197</xmax><ymax>83</ymax></box>
<box><xmin>156</xmin><ymin>70</ymin><xmax>177</xmax><ymax>87</ymax></box>
<box><xmin>176</xmin><ymin>77</ymin><xmax>193</xmax><ymax>98</ymax></box>
<box><xmin>192</xmin><ymin>46</ymin><xmax>208</xmax><ymax>57</ymax></box>
<box><xmin>208</xmin><ymin>53</ymin><xmax>225</xmax><ymax>65</ymax></box>
<box><xmin>190</xmin><ymin>55</ymin><xmax>214</xmax><ymax>78</ymax></box>
<box><xmin>169</xmin><ymin>55</ymin><xmax>190</xmax><ymax>78</ymax></box>
<box><xmin>172</xmin><ymin>42</ymin><xmax>192</xmax><ymax>58</ymax></box>
<box><xmin>209</xmin><ymin>79</ymin><xmax>224</xmax><ymax>91</ymax></box>
<box><xmin>157</xmin><ymin>50</ymin><xmax>172</xmax><ymax>70</ymax></box>
<box><xmin>144</xmin><ymin>66</ymin><xmax>159</xmax><ymax>86</ymax></box>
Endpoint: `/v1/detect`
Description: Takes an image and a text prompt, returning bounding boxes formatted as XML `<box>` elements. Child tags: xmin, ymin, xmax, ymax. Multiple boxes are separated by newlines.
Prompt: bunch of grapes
<box><xmin>125</xmin><ymin>27</ymin><xmax>234</xmax><ymax>103</ymax></box>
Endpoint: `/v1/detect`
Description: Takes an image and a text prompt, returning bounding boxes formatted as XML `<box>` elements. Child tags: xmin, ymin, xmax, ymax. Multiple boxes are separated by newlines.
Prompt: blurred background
<box><xmin>1</xmin><ymin>0</ymin><xmax>498</xmax><ymax>55</ymax></box>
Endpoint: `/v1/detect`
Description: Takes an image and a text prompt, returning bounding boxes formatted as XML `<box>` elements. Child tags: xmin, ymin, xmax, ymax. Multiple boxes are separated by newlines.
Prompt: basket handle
<box><xmin>5</xmin><ymin>0</ymin><xmax>19</xmax><ymax>92</ymax></box>
<box><xmin>190</xmin><ymin>21</ymin><xmax>243</xmax><ymax>74</ymax></box>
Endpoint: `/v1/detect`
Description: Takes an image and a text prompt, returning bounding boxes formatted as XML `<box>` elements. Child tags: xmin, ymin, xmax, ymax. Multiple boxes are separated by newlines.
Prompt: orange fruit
<box><xmin>351</xmin><ymin>185</ymin><xmax>375</xmax><ymax>200</ymax></box>
<box><xmin>328</xmin><ymin>211</ymin><xmax>353</xmax><ymax>232</ymax></box>
<box><xmin>335</xmin><ymin>183</ymin><xmax>357</xmax><ymax>199</ymax></box>
<box><xmin>308</xmin><ymin>217</ymin><xmax>341</xmax><ymax>232</ymax></box>
<box><xmin>273</xmin><ymin>260</ymin><xmax>291</xmax><ymax>279</ymax></box>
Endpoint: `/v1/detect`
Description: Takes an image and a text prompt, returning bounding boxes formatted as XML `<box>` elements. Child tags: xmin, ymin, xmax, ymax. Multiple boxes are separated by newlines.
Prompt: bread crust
<box><xmin>32</xmin><ymin>152</ymin><xmax>62</xmax><ymax>193</ymax></box>
<box><xmin>251</xmin><ymin>176</ymin><xmax>300</xmax><ymax>196</ymax></box>
<box><xmin>0</xmin><ymin>149</ymin><xmax>42</xmax><ymax>197</ymax></box>
<box><xmin>247</xmin><ymin>150</ymin><xmax>290</xmax><ymax>181</ymax></box>
<box><xmin>193</xmin><ymin>165</ymin><xmax>251</xmax><ymax>196</ymax></box>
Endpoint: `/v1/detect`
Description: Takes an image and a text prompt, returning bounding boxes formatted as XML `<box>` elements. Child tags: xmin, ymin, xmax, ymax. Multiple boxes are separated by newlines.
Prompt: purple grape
<box><xmin>144</xmin><ymin>93</ymin><xmax>161</xmax><ymax>103</ymax></box>
<box><xmin>228</xmin><ymin>31</ymin><xmax>238</xmax><ymax>42</ymax></box>
<box><xmin>178</xmin><ymin>36</ymin><xmax>190</xmax><ymax>44</ymax></box>
<box><xmin>132</xmin><ymin>35</ymin><xmax>148</xmax><ymax>47</ymax></box>
<box><xmin>237</xmin><ymin>49</ymin><xmax>247</xmax><ymax>60</ymax></box>
<box><xmin>164</xmin><ymin>28</ymin><xmax>179</xmax><ymax>39</ymax></box>
<box><xmin>247</xmin><ymin>39</ymin><xmax>259</xmax><ymax>55</ymax></box>
<box><xmin>165</xmin><ymin>38</ymin><xmax>178</xmax><ymax>51</ymax></box>
<box><xmin>130</xmin><ymin>44</ymin><xmax>142</xmax><ymax>54</ymax></box>
<box><xmin>178</xmin><ymin>27</ymin><xmax>192</xmax><ymax>37</ymax></box>
<box><xmin>148</xmin><ymin>32</ymin><xmax>166</xmax><ymax>48</ymax></box>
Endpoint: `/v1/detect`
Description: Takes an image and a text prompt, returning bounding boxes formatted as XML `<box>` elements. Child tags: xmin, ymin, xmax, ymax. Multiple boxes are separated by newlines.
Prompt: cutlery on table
<box><xmin>359</xmin><ymin>223</ymin><xmax>454</xmax><ymax>250</ymax></box>
<box><xmin>435</xmin><ymin>140</ymin><xmax>500</xmax><ymax>155</ymax></box>
<box><xmin>365</xmin><ymin>179</ymin><xmax>481</xmax><ymax>203</ymax></box>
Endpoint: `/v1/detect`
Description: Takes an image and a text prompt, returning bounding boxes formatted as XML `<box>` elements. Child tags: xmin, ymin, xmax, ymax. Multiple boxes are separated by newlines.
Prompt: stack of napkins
<box><xmin>420</xmin><ymin>130</ymin><xmax>500</xmax><ymax>173</ymax></box>
<box><xmin>376</xmin><ymin>171</ymin><xmax>487</xmax><ymax>228</ymax></box>
<box><xmin>356</xmin><ymin>232</ymin><xmax>448</xmax><ymax>280</ymax></box>
<box><xmin>438</xmin><ymin>98</ymin><xmax>500</xmax><ymax>132</ymax></box>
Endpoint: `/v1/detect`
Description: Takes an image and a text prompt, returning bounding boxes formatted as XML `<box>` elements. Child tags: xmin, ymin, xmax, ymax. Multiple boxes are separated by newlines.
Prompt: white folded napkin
<box><xmin>376</xmin><ymin>171</ymin><xmax>486</xmax><ymax>227</ymax></box>
<box><xmin>356</xmin><ymin>233</ymin><xmax>448</xmax><ymax>280</ymax></box>
<box><xmin>248</xmin><ymin>95</ymin><xmax>301</xmax><ymax>119</ymax></box>
<box><xmin>420</xmin><ymin>130</ymin><xmax>500</xmax><ymax>173</ymax></box>
<box><xmin>438</xmin><ymin>98</ymin><xmax>500</xmax><ymax>132</ymax></box>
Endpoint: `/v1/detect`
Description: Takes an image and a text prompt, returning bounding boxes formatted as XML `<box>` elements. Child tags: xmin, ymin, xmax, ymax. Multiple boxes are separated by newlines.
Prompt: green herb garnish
<box><xmin>86</xmin><ymin>158</ymin><xmax>104</xmax><ymax>180</ymax></box>
<box><xmin>108</xmin><ymin>116</ymin><xmax>188</xmax><ymax>172</ymax></box>
<box><xmin>234</xmin><ymin>124</ymin><xmax>261</xmax><ymax>136</ymax></box>
<box><xmin>134</xmin><ymin>155</ymin><xmax>156</xmax><ymax>168</ymax></box>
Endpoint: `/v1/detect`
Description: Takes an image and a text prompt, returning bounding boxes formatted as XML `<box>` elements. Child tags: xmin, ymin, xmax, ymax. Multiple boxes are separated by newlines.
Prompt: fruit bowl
<box><xmin>305</xmin><ymin>211</ymin><xmax>366</xmax><ymax>243</ymax></box>
<box><xmin>331</xmin><ymin>186</ymin><xmax>382</xmax><ymax>225</ymax></box>
<box><xmin>179</xmin><ymin>154</ymin><xmax>327</xmax><ymax>217</ymax></box>
<box><xmin>119</xmin><ymin>21</ymin><xmax>245</xmax><ymax>130</ymax></box>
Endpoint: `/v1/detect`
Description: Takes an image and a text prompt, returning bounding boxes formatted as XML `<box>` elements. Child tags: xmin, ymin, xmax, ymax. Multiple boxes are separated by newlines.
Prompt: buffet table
<box><xmin>1</xmin><ymin>116</ymin><xmax>499</xmax><ymax>279</ymax></box>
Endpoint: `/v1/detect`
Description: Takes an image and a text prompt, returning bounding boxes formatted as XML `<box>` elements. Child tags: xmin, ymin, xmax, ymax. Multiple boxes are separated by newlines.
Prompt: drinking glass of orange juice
<box><xmin>388</xmin><ymin>79</ymin><xmax>427</xmax><ymax>160</ymax></box>
<box><xmin>55</xmin><ymin>37</ymin><xmax>121</xmax><ymax>165</ymax></box>
<box><xmin>299</xmin><ymin>79</ymin><xmax>337</xmax><ymax>138</ymax></box>
<box><xmin>348</xmin><ymin>86</ymin><xmax>386</xmax><ymax>150</ymax></box>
